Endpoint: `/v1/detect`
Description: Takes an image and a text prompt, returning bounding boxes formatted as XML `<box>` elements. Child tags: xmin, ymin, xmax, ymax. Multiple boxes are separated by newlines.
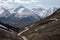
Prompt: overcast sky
<box><xmin>0</xmin><ymin>0</ymin><xmax>60</xmax><ymax>9</ymax></box>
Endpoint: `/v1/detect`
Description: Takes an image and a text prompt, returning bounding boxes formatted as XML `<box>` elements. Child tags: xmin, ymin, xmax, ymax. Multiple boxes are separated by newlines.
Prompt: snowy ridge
<box><xmin>38</xmin><ymin>7</ymin><xmax>59</xmax><ymax>18</ymax></box>
<box><xmin>0</xmin><ymin>6</ymin><xmax>59</xmax><ymax>27</ymax></box>
<box><xmin>0</xmin><ymin>7</ymin><xmax>10</xmax><ymax>18</ymax></box>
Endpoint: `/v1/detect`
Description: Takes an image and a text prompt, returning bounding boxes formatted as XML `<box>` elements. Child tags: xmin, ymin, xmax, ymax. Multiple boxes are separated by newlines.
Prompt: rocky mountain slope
<box><xmin>17</xmin><ymin>8</ymin><xmax>60</xmax><ymax>40</ymax></box>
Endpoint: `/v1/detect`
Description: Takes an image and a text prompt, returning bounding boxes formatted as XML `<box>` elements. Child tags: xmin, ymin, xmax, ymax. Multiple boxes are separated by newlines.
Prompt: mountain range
<box><xmin>0</xmin><ymin>6</ymin><xmax>59</xmax><ymax>28</ymax></box>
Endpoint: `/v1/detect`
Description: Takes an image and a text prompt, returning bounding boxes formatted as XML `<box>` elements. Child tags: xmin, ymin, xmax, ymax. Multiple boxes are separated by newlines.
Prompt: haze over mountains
<box><xmin>0</xmin><ymin>6</ymin><xmax>59</xmax><ymax>28</ymax></box>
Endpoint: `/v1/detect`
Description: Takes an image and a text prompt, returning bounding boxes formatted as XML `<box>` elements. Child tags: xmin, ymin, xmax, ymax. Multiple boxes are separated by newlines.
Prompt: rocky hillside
<box><xmin>17</xmin><ymin>8</ymin><xmax>60</xmax><ymax>40</ymax></box>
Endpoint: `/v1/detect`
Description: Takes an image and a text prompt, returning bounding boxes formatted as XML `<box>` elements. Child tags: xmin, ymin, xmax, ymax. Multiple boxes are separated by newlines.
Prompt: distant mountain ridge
<box><xmin>0</xmin><ymin>6</ymin><xmax>59</xmax><ymax>28</ymax></box>
<box><xmin>0</xmin><ymin>6</ymin><xmax>41</xmax><ymax>27</ymax></box>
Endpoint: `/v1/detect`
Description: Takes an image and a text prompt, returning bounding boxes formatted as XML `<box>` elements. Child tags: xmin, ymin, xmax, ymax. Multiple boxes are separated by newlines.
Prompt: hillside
<box><xmin>17</xmin><ymin>8</ymin><xmax>60</xmax><ymax>40</ymax></box>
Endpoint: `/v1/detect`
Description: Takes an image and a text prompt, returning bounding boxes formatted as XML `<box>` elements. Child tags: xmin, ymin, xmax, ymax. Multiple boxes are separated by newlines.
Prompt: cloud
<box><xmin>32</xmin><ymin>0</ymin><xmax>40</xmax><ymax>2</ymax></box>
<box><xmin>0</xmin><ymin>0</ymin><xmax>41</xmax><ymax>9</ymax></box>
<box><xmin>6</xmin><ymin>0</ymin><xmax>31</xmax><ymax>3</ymax></box>
<box><xmin>3</xmin><ymin>0</ymin><xmax>40</xmax><ymax>3</ymax></box>
<box><xmin>14</xmin><ymin>0</ymin><xmax>40</xmax><ymax>3</ymax></box>
<box><xmin>0</xmin><ymin>0</ymin><xmax>40</xmax><ymax>4</ymax></box>
<box><xmin>14</xmin><ymin>0</ymin><xmax>32</xmax><ymax>3</ymax></box>
<box><xmin>0</xmin><ymin>0</ymin><xmax>14</xmax><ymax>9</ymax></box>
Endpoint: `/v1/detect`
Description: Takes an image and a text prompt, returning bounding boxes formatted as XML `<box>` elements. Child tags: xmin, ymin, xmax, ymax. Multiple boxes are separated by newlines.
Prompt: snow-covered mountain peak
<box><xmin>0</xmin><ymin>7</ymin><xmax>5</xmax><ymax>14</ymax></box>
<box><xmin>13</xmin><ymin>6</ymin><xmax>35</xmax><ymax>18</ymax></box>
<box><xmin>0</xmin><ymin>7</ymin><xmax>10</xmax><ymax>17</ymax></box>
<box><xmin>48</xmin><ymin>7</ymin><xmax>58</xmax><ymax>13</ymax></box>
<box><xmin>17</xmin><ymin>8</ymin><xmax>25</xmax><ymax>13</ymax></box>
<box><xmin>14</xmin><ymin>6</ymin><xmax>25</xmax><ymax>12</ymax></box>
<box><xmin>38</xmin><ymin>7</ymin><xmax>59</xmax><ymax>18</ymax></box>
<box><xmin>0</xmin><ymin>9</ymin><xmax>4</xmax><ymax>14</ymax></box>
